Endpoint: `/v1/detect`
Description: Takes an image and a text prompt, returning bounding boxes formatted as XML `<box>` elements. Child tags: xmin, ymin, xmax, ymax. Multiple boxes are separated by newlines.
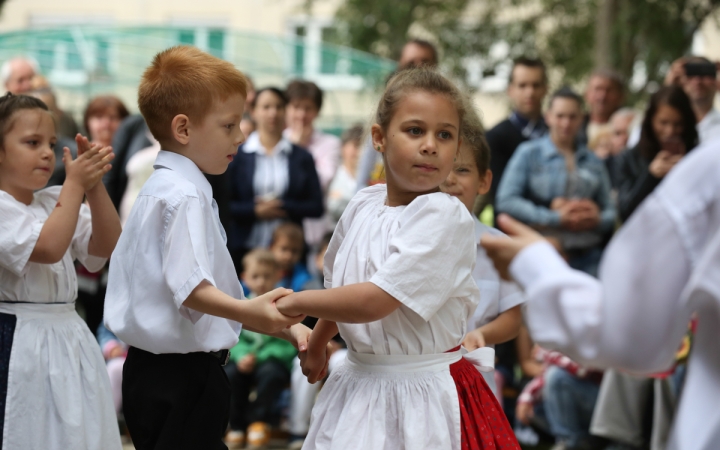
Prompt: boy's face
<box><xmin>242</xmin><ymin>261</ymin><xmax>279</xmax><ymax>296</ymax></box>
<box><xmin>270</xmin><ymin>236</ymin><xmax>304</xmax><ymax>271</ymax></box>
<box><xmin>440</xmin><ymin>142</ymin><xmax>491</xmax><ymax>212</ymax></box>
<box><xmin>187</xmin><ymin>93</ymin><xmax>246</xmax><ymax>175</ymax></box>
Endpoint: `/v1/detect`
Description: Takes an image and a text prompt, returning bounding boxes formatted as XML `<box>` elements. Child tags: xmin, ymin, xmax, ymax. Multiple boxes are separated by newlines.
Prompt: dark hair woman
<box><xmin>616</xmin><ymin>86</ymin><xmax>698</xmax><ymax>221</ymax></box>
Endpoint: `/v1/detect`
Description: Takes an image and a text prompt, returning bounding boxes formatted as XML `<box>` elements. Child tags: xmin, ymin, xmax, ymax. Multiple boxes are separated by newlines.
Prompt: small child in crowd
<box><xmin>275</xmin><ymin>68</ymin><xmax>520</xmax><ymax>449</ymax></box>
<box><xmin>270</xmin><ymin>222</ymin><xmax>312</xmax><ymax>291</ymax></box>
<box><xmin>440</xmin><ymin>101</ymin><xmax>524</xmax><ymax>399</ymax></box>
<box><xmin>104</xmin><ymin>46</ymin><xmax>308</xmax><ymax>450</ymax></box>
<box><xmin>327</xmin><ymin>124</ymin><xmax>363</xmax><ymax>226</ymax></box>
<box><xmin>97</xmin><ymin>322</ymin><xmax>128</xmax><ymax>417</ymax></box>
<box><xmin>0</xmin><ymin>93</ymin><xmax>122</xmax><ymax>449</ymax></box>
<box><xmin>225</xmin><ymin>250</ymin><xmax>299</xmax><ymax>449</ymax></box>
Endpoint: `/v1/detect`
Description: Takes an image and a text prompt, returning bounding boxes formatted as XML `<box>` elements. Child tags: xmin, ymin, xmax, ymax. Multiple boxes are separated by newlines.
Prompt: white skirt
<box><xmin>303</xmin><ymin>350</ymin><xmax>462</xmax><ymax>450</ymax></box>
<box><xmin>0</xmin><ymin>303</ymin><xmax>121</xmax><ymax>450</ymax></box>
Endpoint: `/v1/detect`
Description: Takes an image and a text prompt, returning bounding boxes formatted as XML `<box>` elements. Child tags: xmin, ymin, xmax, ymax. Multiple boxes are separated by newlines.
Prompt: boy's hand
<box><xmin>275</xmin><ymin>292</ymin><xmax>302</xmax><ymax>317</ymax></box>
<box><xmin>244</xmin><ymin>288</ymin><xmax>304</xmax><ymax>334</ymax></box>
<box><xmin>63</xmin><ymin>143</ymin><xmax>114</xmax><ymax>191</ymax></box>
<box><xmin>481</xmin><ymin>214</ymin><xmax>545</xmax><ymax>281</ymax></box>
<box><xmin>283</xmin><ymin>323</ymin><xmax>312</xmax><ymax>351</ymax></box>
<box><xmin>300</xmin><ymin>340</ymin><xmax>332</xmax><ymax>384</ymax></box>
<box><xmin>237</xmin><ymin>353</ymin><xmax>256</xmax><ymax>373</ymax></box>
<box><xmin>462</xmin><ymin>329</ymin><xmax>486</xmax><ymax>351</ymax></box>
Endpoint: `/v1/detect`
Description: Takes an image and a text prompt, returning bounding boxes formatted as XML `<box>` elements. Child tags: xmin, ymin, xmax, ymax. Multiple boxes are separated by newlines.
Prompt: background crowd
<box><xmin>2</xmin><ymin>34</ymin><xmax>717</xmax><ymax>450</ymax></box>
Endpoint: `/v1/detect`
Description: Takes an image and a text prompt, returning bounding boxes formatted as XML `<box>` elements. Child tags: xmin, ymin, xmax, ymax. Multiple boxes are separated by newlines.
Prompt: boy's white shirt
<box><xmin>468</xmin><ymin>217</ymin><xmax>525</xmax><ymax>334</ymax></box>
<box><xmin>105</xmin><ymin>150</ymin><xmax>244</xmax><ymax>354</ymax></box>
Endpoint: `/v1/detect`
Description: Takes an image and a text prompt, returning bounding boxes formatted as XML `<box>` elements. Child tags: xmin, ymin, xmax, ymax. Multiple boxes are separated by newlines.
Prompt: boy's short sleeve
<box><xmin>0</xmin><ymin>194</ymin><xmax>43</xmax><ymax>276</ymax></box>
<box><xmin>71</xmin><ymin>202</ymin><xmax>108</xmax><ymax>273</ymax></box>
<box><xmin>370</xmin><ymin>194</ymin><xmax>478</xmax><ymax>321</ymax></box>
<box><xmin>162</xmin><ymin>195</ymin><xmax>216</xmax><ymax>323</ymax></box>
<box><xmin>498</xmin><ymin>278</ymin><xmax>524</xmax><ymax>313</ymax></box>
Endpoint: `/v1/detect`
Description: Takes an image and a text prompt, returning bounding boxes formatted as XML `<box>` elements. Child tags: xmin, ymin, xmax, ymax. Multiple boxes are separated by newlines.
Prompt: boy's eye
<box><xmin>408</xmin><ymin>127</ymin><xmax>422</xmax><ymax>136</ymax></box>
<box><xmin>27</xmin><ymin>140</ymin><xmax>38</xmax><ymax>146</ymax></box>
<box><xmin>225</xmin><ymin>124</ymin><xmax>235</xmax><ymax>130</ymax></box>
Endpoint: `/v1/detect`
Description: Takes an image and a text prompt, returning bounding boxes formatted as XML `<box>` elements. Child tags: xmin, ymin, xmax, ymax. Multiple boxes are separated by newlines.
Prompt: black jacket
<box><xmin>226</xmin><ymin>143</ymin><xmax>323</xmax><ymax>252</ymax></box>
<box><xmin>486</xmin><ymin>119</ymin><xmax>528</xmax><ymax>205</ymax></box>
<box><xmin>615</xmin><ymin>146</ymin><xmax>662</xmax><ymax>222</ymax></box>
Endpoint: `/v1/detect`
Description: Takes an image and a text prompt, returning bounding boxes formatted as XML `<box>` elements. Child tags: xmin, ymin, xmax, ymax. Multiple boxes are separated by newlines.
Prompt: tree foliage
<box><xmin>320</xmin><ymin>0</ymin><xmax>720</xmax><ymax>99</ymax></box>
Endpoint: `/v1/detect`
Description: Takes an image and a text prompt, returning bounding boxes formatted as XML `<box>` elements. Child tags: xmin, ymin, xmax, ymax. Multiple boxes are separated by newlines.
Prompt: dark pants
<box><xmin>123</xmin><ymin>347</ymin><xmax>231</xmax><ymax>450</ymax></box>
<box><xmin>224</xmin><ymin>358</ymin><xmax>290</xmax><ymax>432</ymax></box>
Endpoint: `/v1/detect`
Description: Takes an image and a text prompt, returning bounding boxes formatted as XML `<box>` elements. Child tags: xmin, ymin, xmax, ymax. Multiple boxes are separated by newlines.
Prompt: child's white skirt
<box><xmin>303</xmin><ymin>350</ymin><xmax>463</xmax><ymax>450</ymax></box>
<box><xmin>0</xmin><ymin>302</ymin><xmax>121</xmax><ymax>450</ymax></box>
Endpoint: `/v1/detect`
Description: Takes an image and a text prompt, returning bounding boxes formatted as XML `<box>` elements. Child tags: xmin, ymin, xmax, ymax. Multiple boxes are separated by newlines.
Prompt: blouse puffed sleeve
<box><xmin>71</xmin><ymin>201</ymin><xmax>108</xmax><ymax>273</ymax></box>
<box><xmin>0</xmin><ymin>192</ymin><xmax>44</xmax><ymax>276</ymax></box>
<box><xmin>370</xmin><ymin>193</ymin><xmax>478</xmax><ymax>321</ymax></box>
<box><xmin>323</xmin><ymin>184</ymin><xmax>385</xmax><ymax>289</ymax></box>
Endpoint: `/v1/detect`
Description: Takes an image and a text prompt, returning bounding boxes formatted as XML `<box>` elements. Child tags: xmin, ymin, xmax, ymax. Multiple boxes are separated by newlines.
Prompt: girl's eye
<box><xmin>27</xmin><ymin>140</ymin><xmax>38</xmax><ymax>146</ymax></box>
<box><xmin>438</xmin><ymin>131</ymin><xmax>452</xmax><ymax>140</ymax></box>
<box><xmin>225</xmin><ymin>124</ymin><xmax>235</xmax><ymax>130</ymax></box>
<box><xmin>408</xmin><ymin>127</ymin><xmax>422</xmax><ymax>136</ymax></box>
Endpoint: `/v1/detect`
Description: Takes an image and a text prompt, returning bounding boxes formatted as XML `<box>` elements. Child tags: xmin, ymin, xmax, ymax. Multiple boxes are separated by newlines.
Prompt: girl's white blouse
<box><xmin>324</xmin><ymin>184</ymin><xmax>480</xmax><ymax>355</ymax></box>
<box><xmin>0</xmin><ymin>186</ymin><xmax>106</xmax><ymax>302</ymax></box>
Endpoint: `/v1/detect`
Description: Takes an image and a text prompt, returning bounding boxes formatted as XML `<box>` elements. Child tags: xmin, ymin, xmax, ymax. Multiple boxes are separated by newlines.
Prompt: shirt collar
<box><xmin>153</xmin><ymin>150</ymin><xmax>213</xmax><ymax>200</ymax></box>
<box><xmin>243</xmin><ymin>131</ymin><xmax>292</xmax><ymax>156</ymax></box>
<box><xmin>510</xmin><ymin>111</ymin><xmax>547</xmax><ymax>139</ymax></box>
<box><xmin>538</xmin><ymin>135</ymin><xmax>592</xmax><ymax>160</ymax></box>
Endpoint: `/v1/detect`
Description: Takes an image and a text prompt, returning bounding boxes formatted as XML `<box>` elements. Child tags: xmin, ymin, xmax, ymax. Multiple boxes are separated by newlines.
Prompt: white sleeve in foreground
<box><xmin>512</xmin><ymin>197</ymin><xmax>693</xmax><ymax>373</ymax></box>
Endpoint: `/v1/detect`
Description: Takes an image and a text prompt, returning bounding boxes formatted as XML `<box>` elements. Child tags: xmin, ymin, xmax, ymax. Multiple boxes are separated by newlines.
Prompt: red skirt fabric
<box><xmin>449</xmin><ymin>356</ymin><xmax>520</xmax><ymax>450</ymax></box>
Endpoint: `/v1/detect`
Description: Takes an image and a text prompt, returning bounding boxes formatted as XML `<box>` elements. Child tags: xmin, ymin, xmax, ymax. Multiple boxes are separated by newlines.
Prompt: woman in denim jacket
<box><xmin>496</xmin><ymin>88</ymin><xmax>615</xmax><ymax>276</ymax></box>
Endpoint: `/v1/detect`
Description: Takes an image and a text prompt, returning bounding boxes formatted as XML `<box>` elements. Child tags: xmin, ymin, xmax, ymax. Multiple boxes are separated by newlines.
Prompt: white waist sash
<box><xmin>0</xmin><ymin>302</ymin><xmax>76</xmax><ymax>318</ymax></box>
<box><xmin>346</xmin><ymin>349</ymin><xmax>462</xmax><ymax>373</ymax></box>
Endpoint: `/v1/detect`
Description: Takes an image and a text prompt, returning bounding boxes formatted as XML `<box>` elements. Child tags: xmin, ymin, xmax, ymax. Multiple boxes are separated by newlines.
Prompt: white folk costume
<box><xmin>0</xmin><ymin>186</ymin><xmax>121</xmax><ymax>450</ymax></box>
<box><xmin>304</xmin><ymin>184</ymin><xmax>518</xmax><ymax>450</ymax></box>
<box><xmin>510</xmin><ymin>137</ymin><xmax>720</xmax><ymax>450</ymax></box>
<box><xmin>468</xmin><ymin>219</ymin><xmax>525</xmax><ymax>395</ymax></box>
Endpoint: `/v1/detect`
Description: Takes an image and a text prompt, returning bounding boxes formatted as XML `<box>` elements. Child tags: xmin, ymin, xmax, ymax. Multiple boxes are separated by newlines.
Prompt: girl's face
<box><xmin>440</xmin><ymin>141</ymin><xmax>492</xmax><ymax>212</ymax></box>
<box><xmin>252</xmin><ymin>90</ymin><xmax>286</xmax><ymax>136</ymax></box>
<box><xmin>87</xmin><ymin>109</ymin><xmax>122</xmax><ymax>146</ymax></box>
<box><xmin>652</xmin><ymin>104</ymin><xmax>684</xmax><ymax>144</ymax></box>
<box><xmin>0</xmin><ymin>109</ymin><xmax>57</xmax><ymax>198</ymax></box>
<box><xmin>373</xmin><ymin>91</ymin><xmax>460</xmax><ymax>199</ymax></box>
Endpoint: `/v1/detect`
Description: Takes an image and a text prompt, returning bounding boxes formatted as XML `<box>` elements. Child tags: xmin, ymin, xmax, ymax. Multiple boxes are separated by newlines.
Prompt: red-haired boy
<box><xmin>105</xmin><ymin>46</ymin><xmax>308</xmax><ymax>449</ymax></box>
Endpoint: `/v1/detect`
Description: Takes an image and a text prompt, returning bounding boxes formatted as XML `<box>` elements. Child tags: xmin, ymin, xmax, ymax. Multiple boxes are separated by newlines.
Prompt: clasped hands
<box><xmin>551</xmin><ymin>197</ymin><xmax>600</xmax><ymax>232</ymax></box>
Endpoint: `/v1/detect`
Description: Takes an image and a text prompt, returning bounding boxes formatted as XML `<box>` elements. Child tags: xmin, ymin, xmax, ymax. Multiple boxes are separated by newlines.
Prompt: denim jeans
<box><xmin>543</xmin><ymin>365</ymin><xmax>601</xmax><ymax>448</ymax></box>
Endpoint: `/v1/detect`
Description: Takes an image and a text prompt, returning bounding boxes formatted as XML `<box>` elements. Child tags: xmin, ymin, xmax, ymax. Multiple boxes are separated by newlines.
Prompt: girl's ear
<box><xmin>370</xmin><ymin>123</ymin><xmax>386</xmax><ymax>154</ymax></box>
<box><xmin>171</xmin><ymin>114</ymin><xmax>191</xmax><ymax>145</ymax></box>
<box><xmin>477</xmin><ymin>169</ymin><xmax>493</xmax><ymax>196</ymax></box>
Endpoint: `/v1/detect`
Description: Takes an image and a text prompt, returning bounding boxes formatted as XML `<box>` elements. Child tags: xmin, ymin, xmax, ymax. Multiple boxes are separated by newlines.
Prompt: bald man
<box><xmin>1</xmin><ymin>57</ymin><xmax>38</xmax><ymax>94</ymax></box>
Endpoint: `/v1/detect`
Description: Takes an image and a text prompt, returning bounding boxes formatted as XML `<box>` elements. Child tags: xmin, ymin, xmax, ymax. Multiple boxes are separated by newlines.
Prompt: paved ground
<box><xmin>122</xmin><ymin>437</ymin><xmax>295</xmax><ymax>449</ymax></box>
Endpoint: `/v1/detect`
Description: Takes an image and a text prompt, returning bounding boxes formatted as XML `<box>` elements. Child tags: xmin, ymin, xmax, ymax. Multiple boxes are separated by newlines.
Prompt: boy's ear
<box><xmin>370</xmin><ymin>123</ymin><xmax>386</xmax><ymax>154</ymax></box>
<box><xmin>171</xmin><ymin>114</ymin><xmax>191</xmax><ymax>145</ymax></box>
<box><xmin>477</xmin><ymin>169</ymin><xmax>493</xmax><ymax>196</ymax></box>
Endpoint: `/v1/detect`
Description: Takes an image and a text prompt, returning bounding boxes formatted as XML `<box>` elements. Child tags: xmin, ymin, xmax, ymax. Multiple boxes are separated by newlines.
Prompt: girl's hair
<box><xmin>0</xmin><ymin>93</ymin><xmax>50</xmax><ymax>149</ymax></box>
<box><xmin>460</xmin><ymin>97</ymin><xmax>491</xmax><ymax>174</ymax></box>
<box><xmin>251</xmin><ymin>87</ymin><xmax>288</xmax><ymax>109</ymax></box>
<box><xmin>375</xmin><ymin>67</ymin><xmax>466</xmax><ymax>134</ymax></box>
<box><xmin>83</xmin><ymin>95</ymin><xmax>130</xmax><ymax>136</ymax></box>
<box><xmin>638</xmin><ymin>85</ymin><xmax>698</xmax><ymax>160</ymax></box>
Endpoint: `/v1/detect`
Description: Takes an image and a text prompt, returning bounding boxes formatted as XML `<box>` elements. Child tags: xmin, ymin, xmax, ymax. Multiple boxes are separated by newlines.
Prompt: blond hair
<box><xmin>375</xmin><ymin>67</ymin><xmax>466</xmax><ymax>133</ymax></box>
<box><xmin>138</xmin><ymin>46</ymin><xmax>248</xmax><ymax>144</ymax></box>
<box><xmin>242</xmin><ymin>249</ymin><xmax>279</xmax><ymax>272</ymax></box>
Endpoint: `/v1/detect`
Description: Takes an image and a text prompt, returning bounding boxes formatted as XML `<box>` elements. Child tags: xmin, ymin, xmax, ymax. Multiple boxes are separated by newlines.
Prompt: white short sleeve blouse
<box><xmin>324</xmin><ymin>184</ymin><xmax>480</xmax><ymax>355</ymax></box>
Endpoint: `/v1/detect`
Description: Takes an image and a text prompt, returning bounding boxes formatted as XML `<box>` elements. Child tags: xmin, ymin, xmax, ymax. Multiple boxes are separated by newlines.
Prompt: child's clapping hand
<box><xmin>63</xmin><ymin>134</ymin><xmax>114</xmax><ymax>192</ymax></box>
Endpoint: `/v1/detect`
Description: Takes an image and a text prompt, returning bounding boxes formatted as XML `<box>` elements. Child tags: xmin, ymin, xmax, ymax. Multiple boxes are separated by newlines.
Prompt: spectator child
<box><xmin>104</xmin><ymin>46</ymin><xmax>308</xmax><ymax>450</ymax></box>
<box><xmin>270</xmin><ymin>222</ymin><xmax>313</xmax><ymax>292</ymax></box>
<box><xmin>97</xmin><ymin>322</ymin><xmax>128</xmax><ymax>416</ymax></box>
<box><xmin>440</xmin><ymin>101</ymin><xmax>524</xmax><ymax>400</ymax></box>
<box><xmin>327</xmin><ymin>124</ymin><xmax>363</xmax><ymax>226</ymax></box>
<box><xmin>225</xmin><ymin>250</ymin><xmax>299</xmax><ymax>449</ymax></box>
<box><xmin>0</xmin><ymin>94</ymin><xmax>122</xmax><ymax>448</ymax></box>
<box><xmin>276</xmin><ymin>68</ymin><xmax>520</xmax><ymax>449</ymax></box>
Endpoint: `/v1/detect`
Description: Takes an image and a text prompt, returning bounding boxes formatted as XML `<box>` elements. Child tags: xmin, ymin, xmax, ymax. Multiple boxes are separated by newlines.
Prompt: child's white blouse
<box><xmin>324</xmin><ymin>184</ymin><xmax>480</xmax><ymax>355</ymax></box>
<box><xmin>0</xmin><ymin>186</ymin><xmax>106</xmax><ymax>302</ymax></box>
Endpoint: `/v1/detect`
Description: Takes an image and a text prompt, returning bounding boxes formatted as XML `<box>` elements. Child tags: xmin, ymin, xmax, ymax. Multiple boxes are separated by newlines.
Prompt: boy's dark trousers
<box><xmin>123</xmin><ymin>346</ymin><xmax>231</xmax><ymax>450</ymax></box>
